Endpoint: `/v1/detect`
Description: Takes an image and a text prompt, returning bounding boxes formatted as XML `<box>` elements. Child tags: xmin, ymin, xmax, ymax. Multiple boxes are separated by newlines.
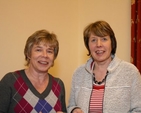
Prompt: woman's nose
<box><xmin>42</xmin><ymin>50</ymin><xmax>48</xmax><ymax>57</ymax></box>
<box><xmin>97</xmin><ymin>39</ymin><xmax>102</xmax><ymax>47</ymax></box>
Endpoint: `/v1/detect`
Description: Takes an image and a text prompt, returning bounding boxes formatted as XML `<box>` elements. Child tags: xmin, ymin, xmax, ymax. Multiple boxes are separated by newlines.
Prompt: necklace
<box><xmin>93</xmin><ymin>71</ymin><xmax>108</xmax><ymax>85</ymax></box>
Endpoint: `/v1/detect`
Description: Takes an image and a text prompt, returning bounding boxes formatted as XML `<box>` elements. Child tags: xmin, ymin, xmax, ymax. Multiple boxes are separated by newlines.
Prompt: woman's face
<box><xmin>88</xmin><ymin>33</ymin><xmax>112</xmax><ymax>63</ymax></box>
<box><xmin>28</xmin><ymin>42</ymin><xmax>55</xmax><ymax>73</ymax></box>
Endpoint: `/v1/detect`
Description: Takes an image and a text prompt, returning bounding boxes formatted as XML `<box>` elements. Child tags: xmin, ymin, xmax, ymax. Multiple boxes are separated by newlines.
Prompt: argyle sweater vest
<box><xmin>0</xmin><ymin>70</ymin><xmax>66</xmax><ymax>113</ymax></box>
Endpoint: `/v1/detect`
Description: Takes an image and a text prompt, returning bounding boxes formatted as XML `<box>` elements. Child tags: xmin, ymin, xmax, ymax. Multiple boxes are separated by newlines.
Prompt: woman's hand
<box><xmin>39</xmin><ymin>111</ymin><xmax>64</xmax><ymax>113</ymax></box>
<box><xmin>72</xmin><ymin>108</ymin><xmax>84</xmax><ymax>113</ymax></box>
<box><xmin>56</xmin><ymin>111</ymin><xmax>64</xmax><ymax>113</ymax></box>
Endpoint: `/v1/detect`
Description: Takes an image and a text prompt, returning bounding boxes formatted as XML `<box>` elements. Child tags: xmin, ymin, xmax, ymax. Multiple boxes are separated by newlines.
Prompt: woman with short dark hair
<box><xmin>67</xmin><ymin>21</ymin><xmax>141</xmax><ymax>113</ymax></box>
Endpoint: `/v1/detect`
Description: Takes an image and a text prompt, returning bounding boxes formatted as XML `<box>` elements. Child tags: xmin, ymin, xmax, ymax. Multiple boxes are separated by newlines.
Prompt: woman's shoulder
<box><xmin>48</xmin><ymin>73</ymin><xmax>64</xmax><ymax>85</ymax></box>
<box><xmin>75</xmin><ymin>64</ymin><xmax>86</xmax><ymax>71</ymax></box>
<box><xmin>114</xmin><ymin>58</ymin><xmax>140</xmax><ymax>76</ymax></box>
<box><xmin>120</xmin><ymin>60</ymin><xmax>139</xmax><ymax>72</ymax></box>
<box><xmin>1</xmin><ymin>69</ymin><xmax>24</xmax><ymax>81</ymax></box>
<box><xmin>73</xmin><ymin>64</ymin><xmax>86</xmax><ymax>75</ymax></box>
<box><xmin>109</xmin><ymin>56</ymin><xmax>139</xmax><ymax>73</ymax></box>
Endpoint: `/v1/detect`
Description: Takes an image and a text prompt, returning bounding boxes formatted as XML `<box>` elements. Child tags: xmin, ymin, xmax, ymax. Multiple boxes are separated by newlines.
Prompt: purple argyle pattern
<box><xmin>13</xmin><ymin>71</ymin><xmax>62</xmax><ymax>113</ymax></box>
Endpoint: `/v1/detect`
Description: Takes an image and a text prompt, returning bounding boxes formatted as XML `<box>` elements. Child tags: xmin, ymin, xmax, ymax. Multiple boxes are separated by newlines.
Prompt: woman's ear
<box><xmin>26</xmin><ymin>53</ymin><xmax>31</xmax><ymax>60</ymax></box>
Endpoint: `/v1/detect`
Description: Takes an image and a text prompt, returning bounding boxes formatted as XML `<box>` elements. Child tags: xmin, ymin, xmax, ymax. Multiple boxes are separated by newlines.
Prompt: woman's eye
<box><xmin>47</xmin><ymin>50</ymin><xmax>54</xmax><ymax>54</ymax></box>
<box><xmin>36</xmin><ymin>49</ymin><xmax>42</xmax><ymax>52</ymax></box>
<box><xmin>92</xmin><ymin>39</ymin><xmax>96</xmax><ymax>42</ymax></box>
<box><xmin>102</xmin><ymin>37</ymin><xmax>107</xmax><ymax>41</ymax></box>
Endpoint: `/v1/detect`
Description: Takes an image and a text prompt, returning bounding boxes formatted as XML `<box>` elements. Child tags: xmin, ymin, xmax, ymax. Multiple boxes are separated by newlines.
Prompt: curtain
<box><xmin>131</xmin><ymin>0</ymin><xmax>141</xmax><ymax>73</ymax></box>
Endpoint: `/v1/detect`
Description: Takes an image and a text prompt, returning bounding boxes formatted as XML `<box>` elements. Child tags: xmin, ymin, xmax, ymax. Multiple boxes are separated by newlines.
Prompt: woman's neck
<box><xmin>25</xmin><ymin>68</ymin><xmax>48</xmax><ymax>83</ymax></box>
<box><xmin>25</xmin><ymin>68</ymin><xmax>49</xmax><ymax>93</ymax></box>
<box><xmin>94</xmin><ymin>56</ymin><xmax>112</xmax><ymax>72</ymax></box>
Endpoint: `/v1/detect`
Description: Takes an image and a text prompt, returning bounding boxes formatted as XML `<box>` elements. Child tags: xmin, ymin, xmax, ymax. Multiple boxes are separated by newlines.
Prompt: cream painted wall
<box><xmin>0</xmin><ymin>0</ymin><xmax>131</xmax><ymax>105</ymax></box>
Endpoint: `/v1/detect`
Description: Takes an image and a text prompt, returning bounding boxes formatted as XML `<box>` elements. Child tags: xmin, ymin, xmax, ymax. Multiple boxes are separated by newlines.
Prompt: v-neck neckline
<box><xmin>19</xmin><ymin>70</ymin><xmax>52</xmax><ymax>99</ymax></box>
